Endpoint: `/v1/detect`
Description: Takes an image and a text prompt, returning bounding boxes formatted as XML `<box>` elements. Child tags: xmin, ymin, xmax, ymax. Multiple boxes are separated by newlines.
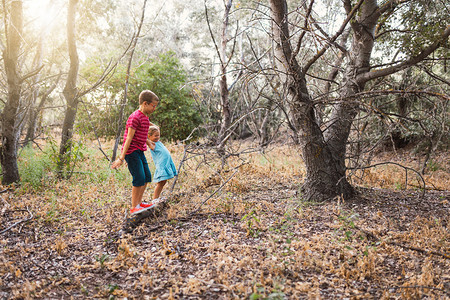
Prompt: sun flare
<box><xmin>24</xmin><ymin>0</ymin><xmax>62</xmax><ymax>31</ymax></box>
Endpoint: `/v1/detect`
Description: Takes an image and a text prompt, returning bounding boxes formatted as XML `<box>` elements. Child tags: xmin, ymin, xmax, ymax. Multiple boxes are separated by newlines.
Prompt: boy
<box><xmin>111</xmin><ymin>90</ymin><xmax>159</xmax><ymax>215</ymax></box>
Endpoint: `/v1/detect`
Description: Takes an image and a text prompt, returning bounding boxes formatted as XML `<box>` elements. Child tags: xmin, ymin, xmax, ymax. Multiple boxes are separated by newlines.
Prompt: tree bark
<box><xmin>24</xmin><ymin>32</ymin><xmax>44</xmax><ymax>147</ymax></box>
<box><xmin>24</xmin><ymin>75</ymin><xmax>59</xmax><ymax>147</ymax></box>
<box><xmin>217</xmin><ymin>0</ymin><xmax>233</xmax><ymax>155</ymax></box>
<box><xmin>58</xmin><ymin>0</ymin><xmax>80</xmax><ymax>176</ymax></box>
<box><xmin>1</xmin><ymin>0</ymin><xmax>23</xmax><ymax>185</ymax></box>
<box><xmin>269</xmin><ymin>0</ymin><xmax>448</xmax><ymax>201</ymax></box>
<box><xmin>23</xmin><ymin>0</ymin><xmax>56</xmax><ymax>147</ymax></box>
<box><xmin>270</xmin><ymin>0</ymin><xmax>354</xmax><ymax>200</ymax></box>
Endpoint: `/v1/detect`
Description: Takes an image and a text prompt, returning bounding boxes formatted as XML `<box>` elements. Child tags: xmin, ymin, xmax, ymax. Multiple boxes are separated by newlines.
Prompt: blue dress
<box><xmin>150</xmin><ymin>141</ymin><xmax>178</xmax><ymax>182</ymax></box>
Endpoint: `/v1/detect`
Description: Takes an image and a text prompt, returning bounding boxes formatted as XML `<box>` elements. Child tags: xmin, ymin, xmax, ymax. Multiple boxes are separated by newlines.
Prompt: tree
<box><xmin>205</xmin><ymin>0</ymin><xmax>235</xmax><ymax>154</ymax></box>
<box><xmin>22</xmin><ymin>0</ymin><xmax>62</xmax><ymax>147</ymax></box>
<box><xmin>0</xmin><ymin>0</ymin><xmax>24</xmax><ymax>184</ymax></box>
<box><xmin>57</xmin><ymin>0</ymin><xmax>80</xmax><ymax>177</ymax></box>
<box><xmin>58</xmin><ymin>0</ymin><xmax>121</xmax><ymax>176</ymax></box>
<box><xmin>0</xmin><ymin>0</ymin><xmax>41</xmax><ymax>184</ymax></box>
<box><xmin>268</xmin><ymin>0</ymin><xmax>449</xmax><ymax>200</ymax></box>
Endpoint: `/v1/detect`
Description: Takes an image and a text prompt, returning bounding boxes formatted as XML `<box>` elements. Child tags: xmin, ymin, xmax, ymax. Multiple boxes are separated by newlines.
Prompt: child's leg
<box><xmin>131</xmin><ymin>183</ymin><xmax>147</xmax><ymax>208</ymax></box>
<box><xmin>126</xmin><ymin>150</ymin><xmax>152</xmax><ymax>208</ymax></box>
<box><xmin>153</xmin><ymin>180</ymin><xmax>167</xmax><ymax>199</ymax></box>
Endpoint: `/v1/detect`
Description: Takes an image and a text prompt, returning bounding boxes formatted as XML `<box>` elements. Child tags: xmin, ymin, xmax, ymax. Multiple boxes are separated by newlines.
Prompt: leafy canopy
<box><xmin>79</xmin><ymin>51</ymin><xmax>201</xmax><ymax>142</ymax></box>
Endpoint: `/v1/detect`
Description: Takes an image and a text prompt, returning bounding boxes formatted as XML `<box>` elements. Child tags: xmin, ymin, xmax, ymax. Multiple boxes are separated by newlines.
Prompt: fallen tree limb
<box><xmin>333</xmin><ymin>212</ymin><xmax>449</xmax><ymax>259</ymax></box>
<box><xmin>0</xmin><ymin>188</ymin><xmax>12</xmax><ymax>194</ymax></box>
<box><xmin>375</xmin><ymin>285</ymin><xmax>449</xmax><ymax>296</ymax></box>
<box><xmin>387</xmin><ymin>241</ymin><xmax>449</xmax><ymax>260</ymax></box>
<box><xmin>189</xmin><ymin>167</ymin><xmax>240</xmax><ymax>215</ymax></box>
<box><xmin>348</xmin><ymin>161</ymin><xmax>426</xmax><ymax>198</ymax></box>
<box><xmin>0</xmin><ymin>207</ymin><xmax>34</xmax><ymax>235</ymax></box>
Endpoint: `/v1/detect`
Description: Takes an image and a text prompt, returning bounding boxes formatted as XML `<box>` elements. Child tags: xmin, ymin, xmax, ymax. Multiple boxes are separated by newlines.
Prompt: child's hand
<box><xmin>111</xmin><ymin>158</ymin><xmax>124</xmax><ymax>169</ymax></box>
<box><xmin>147</xmin><ymin>139</ymin><xmax>156</xmax><ymax>150</ymax></box>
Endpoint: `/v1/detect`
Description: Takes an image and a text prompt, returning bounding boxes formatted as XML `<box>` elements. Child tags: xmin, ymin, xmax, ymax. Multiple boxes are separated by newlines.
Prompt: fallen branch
<box><xmin>348</xmin><ymin>161</ymin><xmax>426</xmax><ymax>198</ymax></box>
<box><xmin>0</xmin><ymin>207</ymin><xmax>34</xmax><ymax>235</ymax></box>
<box><xmin>0</xmin><ymin>188</ymin><xmax>11</xmax><ymax>194</ymax></box>
<box><xmin>375</xmin><ymin>285</ymin><xmax>449</xmax><ymax>296</ymax></box>
<box><xmin>167</xmin><ymin>142</ymin><xmax>191</xmax><ymax>197</ymax></box>
<box><xmin>333</xmin><ymin>212</ymin><xmax>449</xmax><ymax>259</ymax></box>
<box><xmin>133</xmin><ymin>212</ymin><xmax>242</xmax><ymax>237</ymax></box>
<box><xmin>189</xmin><ymin>167</ymin><xmax>240</xmax><ymax>215</ymax></box>
<box><xmin>387</xmin><ymin>241</ymin><xmax>449</xmax><ymax>260</ymax></box>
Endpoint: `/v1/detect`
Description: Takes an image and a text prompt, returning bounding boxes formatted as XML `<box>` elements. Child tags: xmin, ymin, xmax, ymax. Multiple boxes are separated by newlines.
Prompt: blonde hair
<box><xmin>148</xmin><ymin>125</ymin><xmax>160</xmax><ymax>136</ymax></box>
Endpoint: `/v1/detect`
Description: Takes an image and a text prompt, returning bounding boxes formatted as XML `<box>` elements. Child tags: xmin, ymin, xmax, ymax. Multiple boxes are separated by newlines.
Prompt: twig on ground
<box><xmin>333</xmin><ymin>212</ymin><xmax>449</xmax><ymax>259</ymax></box>
<box><xmin>387</xmin><ymin>241</ymin><xmax>449</xmax><ymax>260</ymax></box>
<box><xmin>348</xmin><ymin>161</ymin><xmax>426</xmax><ymax>198</ymax></box>
<box><xmin>133</xmin><ymin>212</ymin><xmax>242</xmax><ymax>238</ymax></box>
<box><xmin>0</xmin><ymin>207</ymin><xmax>34</xmax><ymax>235</ymax></box>
<box><xmin>375</xmin><ymin>285</ymin><xmax>449</xmax><ymax>295</ymax></box>
<box><xmin>0</xmin><ymin>188</ymin><xmax>11</xmax><ymax>194</ymax></box>
<box><xmin>189</xmin><ymin>167</ymin><xmax>240</xmax><ymax>215</ymax></box>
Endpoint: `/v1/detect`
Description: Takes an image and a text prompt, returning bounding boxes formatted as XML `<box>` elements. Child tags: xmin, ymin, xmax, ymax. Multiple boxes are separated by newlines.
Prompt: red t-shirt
<box><xmin>123</xmin><ymin>110</ymin><xmax>150</xmax><ymax>155</ymax></box>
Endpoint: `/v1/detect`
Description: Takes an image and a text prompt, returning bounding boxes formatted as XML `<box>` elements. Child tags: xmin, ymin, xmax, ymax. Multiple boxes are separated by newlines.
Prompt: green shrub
<box><xmin>78</xmin><ymin>51</ymin><xmax>202</xmax><ymax>142</ymax></box>
<box><xmin>18</xmin><ymin>146</ymin><xmax>53</xmax><ymax>189</ymax></box>
<box><xmin>129</xmin><ymin>51</ymin><xmax>202</xmax><ymax>142</ymax></box>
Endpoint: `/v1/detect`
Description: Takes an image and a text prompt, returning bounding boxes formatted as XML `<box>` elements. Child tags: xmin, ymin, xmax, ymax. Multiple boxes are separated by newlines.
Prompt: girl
<box><xmin>147</xmin><ymin>126</ymin><xmax>178</xmax><ymax>201</ymax></box>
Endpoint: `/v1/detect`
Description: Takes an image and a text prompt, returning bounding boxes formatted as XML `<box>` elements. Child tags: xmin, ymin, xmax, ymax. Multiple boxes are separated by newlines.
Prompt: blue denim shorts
<box><xmin>125</xmin><ymin>150</ymin><xmax>152</xmax><ymax>187</ymax></box>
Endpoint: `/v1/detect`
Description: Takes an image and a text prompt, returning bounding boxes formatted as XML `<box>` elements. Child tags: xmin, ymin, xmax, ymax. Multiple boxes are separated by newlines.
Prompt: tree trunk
<box><xmin>321</xmin><ymin>0</ymin><xmax>380</xmax><ymax>198</ymax></box>
<box><xmin>24</xmin><ymin>75</ymin><xmax>59</xmax><ymax>147</ymax></box>
<box><xmin>269</xmin><ymin>0</ymin><xmax>449</xmax><ymax>200</ymax></box>
<box><xmin>23</xmin><ymin>1</ymin><xmax>57</xmax><ymax>147</ymax></box>
<box><xmin>58</xmin><ymin>0</ymin><xmax>80</xmax><ymax>176</ymax></box>
<box><xmin>270</xmin><ymin>0</ymin><xmax>354</xmax><ymax>200</ymax></box>
<box><xmin>1</xmin><ymin>0</ymin><xmax>23</xmax><ymax>185</ymax></box>
<box><xmin>216</xmin><ymin>0</ymin><xmax>232</xmax><ymax>155</ymax></box>
<box><xmin>24</xmin><ymin>33</ymin><xmax>44</xmax><ymax>147</ymax></box>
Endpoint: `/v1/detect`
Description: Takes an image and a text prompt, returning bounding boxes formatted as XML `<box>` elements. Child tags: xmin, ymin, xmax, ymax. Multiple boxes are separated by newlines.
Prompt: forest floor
<box><xmin>0</xmin><ymin>141</ymin><xmax>449</xmax><ymax>299</ymax></box>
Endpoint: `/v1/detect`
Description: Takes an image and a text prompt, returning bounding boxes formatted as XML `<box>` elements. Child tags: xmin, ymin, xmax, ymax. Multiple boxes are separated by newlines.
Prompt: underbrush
<box><xmin>2</xmin><ymin>138</ymin><xmax>448</xmax><ymax>224</ymax></box>
<box><xmin>1</xmin><ymin>139</ymin><xmax>448</xmax><ymax>299</ymax></box>
<box><xmin>9</xmin><ymin>138</ymin><xmax>448</xmax><ymax>194</ymax></box>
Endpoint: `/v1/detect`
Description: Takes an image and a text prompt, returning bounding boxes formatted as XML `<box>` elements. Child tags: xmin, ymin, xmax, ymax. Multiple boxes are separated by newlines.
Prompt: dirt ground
<box><xmin>1</xmin><ymin>181</ymin><xmax>448</xmax><ymax>299</ymax></box>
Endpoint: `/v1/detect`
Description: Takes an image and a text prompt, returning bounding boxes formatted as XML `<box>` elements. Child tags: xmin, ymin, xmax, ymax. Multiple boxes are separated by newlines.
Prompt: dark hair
<box><xmin>139</xmin><ymin>90</ymin><xmax>159</xmax><ymax>105</ymax></box>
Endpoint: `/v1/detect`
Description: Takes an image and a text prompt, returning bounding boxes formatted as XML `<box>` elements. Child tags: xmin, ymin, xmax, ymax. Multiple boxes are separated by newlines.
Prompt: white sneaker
<box><xmin>152</xmin><ymin>197</ymin><xmax>167</xmax><ymax>205</ymax></box>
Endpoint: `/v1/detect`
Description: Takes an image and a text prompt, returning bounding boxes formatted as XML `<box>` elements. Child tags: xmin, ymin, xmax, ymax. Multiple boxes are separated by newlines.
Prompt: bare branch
<box><xmin>19</xmin><ymin>64</ymin><xmax>45</xmax><ymax>83</ymax></box>
<box><xmin>359</xmin><ymin>25</ymin><xmax>450</xmax><ymax>82</ymax></box>
<box><xmin>317</xmin><ymin>89</ymin><xmax>450</xmax><ymax>103</ymax></box>
<box><xmin>189</xmin><ymin>167</ymin><xmax>240</xmax><ymax>215</ymax></box>
<box><xmin>303</xmin><ymin>0</ymin><xmax>364</xmax><ymax>74</ymax></box>
<box><xmin>204</xmin><ymin>0</ymin><xmax>224</xmax><ymax>67</ymax></box>
<box><xmin>292</xmin><ymin>0</ymin><xmax>314</xmax><ymax>59</ymax></box>
<box><xmin>0</xmin><ymin>207</ymin><xmax>34</xmax><ymax>235</ymax></box>
<box><xmin>347</xmin><ymin>161</ymin><xmax>426</xmax><ymax>197</ymax></box>
<box><xmin>378</xmin><ymin>0</ymin><xmax>411</xmax><ymax>15</ymax></box>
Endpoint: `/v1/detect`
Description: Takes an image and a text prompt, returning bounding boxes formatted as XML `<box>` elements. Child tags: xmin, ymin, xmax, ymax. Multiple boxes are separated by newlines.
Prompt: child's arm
<box><xmin>111</xmin><ymin>127</ymin><xmax>135</xmax><ymax>169</ymax></box>
<box><xmin>146</xmin><ymin>138</ymin><xmax>156</xmax><ymax>150</ymax></box>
